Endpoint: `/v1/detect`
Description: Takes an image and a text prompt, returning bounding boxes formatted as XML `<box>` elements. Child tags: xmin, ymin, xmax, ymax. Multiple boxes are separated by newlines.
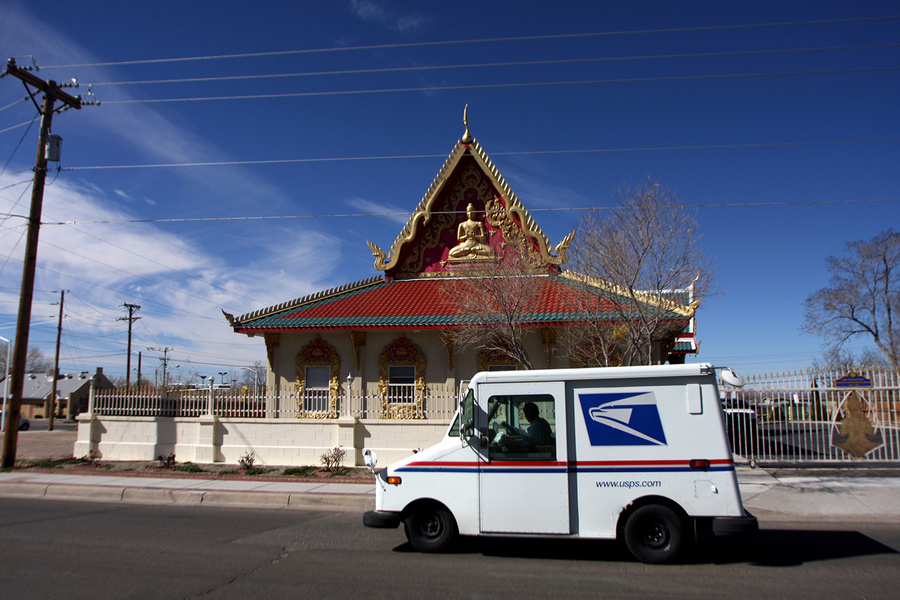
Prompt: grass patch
<box><xmin>243</xmin><ymin>467</ymin><xmax>275</xmax><ymax>476</ymax></box>
<box><xmin>172</xmin><ymin>462</ymin><xmax>205</xmax><ymax>473</ymax></box>
<box><xmin>282</xmin><ymin>466</ymin><xmax>318</xmax><ymax>477</ymax></box>
<box><xmin>219</xmin><ymin>469</ymin><xmax>240</xmax><ymax>475</ymax></box>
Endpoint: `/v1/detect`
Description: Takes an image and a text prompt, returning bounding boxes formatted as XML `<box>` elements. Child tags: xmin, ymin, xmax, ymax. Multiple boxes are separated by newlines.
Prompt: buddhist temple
<box><xmin>226</xmin><ymin>110</ymin><xmax>698</xmax><ymax>420</ymax></box>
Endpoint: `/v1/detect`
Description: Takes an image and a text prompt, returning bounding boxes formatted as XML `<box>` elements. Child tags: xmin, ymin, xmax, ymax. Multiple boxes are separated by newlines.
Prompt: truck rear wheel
<box><xmin>404</xmin><ymin>506</ymin><xmax>457</xmax><ymax>553</ymax></box>
<box><xmin>623</xmin><ymin>504</ymin><xmax>687</xmax><ymax>564</ymax></box>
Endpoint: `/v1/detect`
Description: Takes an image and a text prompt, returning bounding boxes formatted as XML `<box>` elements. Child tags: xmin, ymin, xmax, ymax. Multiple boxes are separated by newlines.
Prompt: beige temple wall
<box><xmin>267</xmin><ymin>327</ymin><xmax>566</xmax><ymax>402</ymax></box>
<box><xmin>74</xmin><ymin>414</ymin><xmax>451</xmax><ymax>467</ymax></box>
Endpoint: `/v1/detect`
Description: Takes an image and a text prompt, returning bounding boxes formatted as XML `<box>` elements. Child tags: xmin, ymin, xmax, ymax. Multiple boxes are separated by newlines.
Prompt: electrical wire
<box><xmin>38</xmin><ymin>15</ymin><xmax>900</xmax><ymax>69</ymax></box>
<box><xmin>36</xmin><ymin>197</ymin><xmax>900</xmax><ymax>226</ymax></box>
<box><xmin>85</xmin><ymin>43</ymin><xmax>900</xmax><ymax>87</ymax></box>
<box><xmin>96</xmin><ymin>66</ymin><xmax>900</xmax><ymax>105</ymax></box>
<box><xmin>63</xmin><ymin>138</ymin><xmax>900</xmax><ymax>172</ymax></box>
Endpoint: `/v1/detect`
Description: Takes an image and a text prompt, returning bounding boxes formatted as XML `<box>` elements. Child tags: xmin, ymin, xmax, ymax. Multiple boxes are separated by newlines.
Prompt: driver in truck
<box><xmin>501</xmin><ymin>402</ymin><xmax>552</xmax><ymax>448</ymax></box>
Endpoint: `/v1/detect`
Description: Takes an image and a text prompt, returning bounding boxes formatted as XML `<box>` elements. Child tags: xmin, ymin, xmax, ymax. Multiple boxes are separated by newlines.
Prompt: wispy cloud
<box><xmin>348</xmin><ymin>0</ymin><xmax>432</xmax><ymax>33</ymax></box>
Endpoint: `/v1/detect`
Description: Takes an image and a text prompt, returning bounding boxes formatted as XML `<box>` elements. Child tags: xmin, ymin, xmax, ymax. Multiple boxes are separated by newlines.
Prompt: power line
<box><xmin>36</xmin><ymin>197</ymin><xmax>900</xmax><ymax>226</ymax></box>
<box><xmin>84</xmin><ymin>43</ymin><xmax>900</xmax><ymax>87</ymax></box>
<box><xmin>62</xmin><ymin>138</ymin><xmax>900</xmax><ymax>171</ymax></box>
<box><xmin>97</xmin><ymin>66</ymin><xmax>900</xmax><ymax>105</ymax></box>
<box><xmin>39</xmin><ymin>15</ymin><xmax>900</xmax><ymax>70</ymax></box>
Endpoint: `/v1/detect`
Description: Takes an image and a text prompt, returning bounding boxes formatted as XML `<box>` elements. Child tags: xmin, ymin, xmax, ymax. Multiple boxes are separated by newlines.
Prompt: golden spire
<box><xmin>461</xmin><ymin>104</ymin><xmax>472</xmax><ymax>144</ymax></box>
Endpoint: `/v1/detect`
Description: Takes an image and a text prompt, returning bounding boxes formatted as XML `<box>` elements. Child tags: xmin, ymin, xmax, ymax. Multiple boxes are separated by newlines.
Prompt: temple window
<box><xmin>304</xmin><ymin>366</ymin><xmax>331</xmax><ymax>412</ymax></box>
<box><xmin>378</xmin><ymin>335</ymin><xmax>427</xmax><ymax>419</ymax></box>
<box><xmin>295</xmin><ymin>335</ymin><xmax>341</xmax><ymax>418</ymax></box>
<box><xmin>388</xmin><ymin>365</ymin><xmax>416</xmax><ymax>403</ymax></box>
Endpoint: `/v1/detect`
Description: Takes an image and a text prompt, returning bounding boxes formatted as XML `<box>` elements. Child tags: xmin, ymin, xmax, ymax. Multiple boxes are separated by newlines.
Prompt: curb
<box><xmin>0</xmin><ymin>481</ymin><xmax>372</xmax><ymax>512</ymax></box>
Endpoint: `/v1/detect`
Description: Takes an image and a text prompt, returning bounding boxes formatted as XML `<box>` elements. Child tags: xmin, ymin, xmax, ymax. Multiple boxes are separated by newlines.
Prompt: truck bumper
<box><xmin>712</xmin><ymin>511</ymin><xmax>759</xmax><ymax>536</ymax></box>
<box><xmin>363</xmin><ymin>510</ymin><xmax>401</xmax><ymax>529</ymax></box>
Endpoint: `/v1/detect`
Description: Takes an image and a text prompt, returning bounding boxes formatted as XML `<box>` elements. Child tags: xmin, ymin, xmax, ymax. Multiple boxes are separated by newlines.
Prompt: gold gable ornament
<box><xmin>365</xmin><ymin>107</ymin><xmax>575</xmax><ymax>279</ymax></box>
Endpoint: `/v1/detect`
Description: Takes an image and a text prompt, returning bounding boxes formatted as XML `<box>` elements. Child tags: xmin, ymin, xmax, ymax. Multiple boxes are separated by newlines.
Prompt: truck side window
<box><xmin>487</xmin><ymin>394</ymin><xmax>556</xmax><ymax>461</ymax></box>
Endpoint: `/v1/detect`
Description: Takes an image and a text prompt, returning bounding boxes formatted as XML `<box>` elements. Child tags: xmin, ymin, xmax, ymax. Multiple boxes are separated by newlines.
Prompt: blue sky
<box><xmin>1</xmin><ymin>0</ymin><xmax>898</xmax><ymax>382</ymax></box>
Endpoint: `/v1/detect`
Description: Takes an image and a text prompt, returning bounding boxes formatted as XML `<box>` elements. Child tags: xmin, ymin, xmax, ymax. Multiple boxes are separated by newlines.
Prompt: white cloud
<box><xmin>344</xmin><ymin>196</ymin><xmax>410</xmax><ymax>225</ymax></box>
<box><xmin>348</xmin><ymin>0</ymin><xmax>431</xmax><ymax>33</ymax></box>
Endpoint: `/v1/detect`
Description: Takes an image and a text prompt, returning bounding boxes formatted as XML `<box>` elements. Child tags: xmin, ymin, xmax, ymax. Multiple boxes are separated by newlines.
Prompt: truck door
<box><xmin>477</xmin><ymin>381</ymin><xmax>569</xmax><ymax>534</ymax></box>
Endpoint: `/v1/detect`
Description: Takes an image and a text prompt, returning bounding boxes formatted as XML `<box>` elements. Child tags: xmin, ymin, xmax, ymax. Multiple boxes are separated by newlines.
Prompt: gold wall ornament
<box><xmin>351</xmin><ymin>331</ymin><xmax>366</xmax><ymax>371</ymax></box>
<box><xmin>294</xmin><ymin>335</ymin><xmax>341</xmax><ymax>418</ymax></box>
<box><xmin>541</xmin><ymin>328</ymin><xmax>556</xmax><ymax>368</ymax></box>
<box><xmin>831</xmin><ymin>390</ymin><xmax>884</xmax><ymax>459</ymax></box>
<box><xmin>377</xmin><ymin>335</ymin><xmax>427</xmax><ymax>419</ymax></box>
<box><xmin>264</xmin><ymin>333</ymin><xmax>280</xmax><ymax>372</ymax></box>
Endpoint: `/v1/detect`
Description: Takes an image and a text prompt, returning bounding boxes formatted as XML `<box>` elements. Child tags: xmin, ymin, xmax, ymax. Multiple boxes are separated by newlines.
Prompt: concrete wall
<box><xmin>75</xmin><ymin>414</ymin><xmax>451</xmax><ymax>467</ymax></box>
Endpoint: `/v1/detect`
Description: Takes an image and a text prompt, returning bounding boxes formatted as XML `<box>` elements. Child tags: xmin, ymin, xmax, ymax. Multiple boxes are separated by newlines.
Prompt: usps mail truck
<box><xmin>363</xmin><ymin>363</ymin><xmax>758</xmax><ymax>563</ymax></box>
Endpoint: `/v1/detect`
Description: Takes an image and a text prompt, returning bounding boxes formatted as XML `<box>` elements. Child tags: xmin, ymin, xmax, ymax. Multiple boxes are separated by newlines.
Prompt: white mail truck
<box><xmin>363</xmin><ymin>363</ymin><xmax>758</xmax><ymax>563</ymax></box>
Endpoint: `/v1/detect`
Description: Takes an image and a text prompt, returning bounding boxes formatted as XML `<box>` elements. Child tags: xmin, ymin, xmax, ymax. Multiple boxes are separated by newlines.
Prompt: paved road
<box><xmin>1</xmin><ymin>498</ymin><xmax>898</xmax><ymax>600</ymax></box>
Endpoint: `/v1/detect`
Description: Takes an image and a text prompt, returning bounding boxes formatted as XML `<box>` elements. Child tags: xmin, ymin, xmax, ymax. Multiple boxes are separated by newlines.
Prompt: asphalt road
<box><xmin>1</xmin><ymin>498</ymin><xmax>898</xmax><ymax>600</ymax></box>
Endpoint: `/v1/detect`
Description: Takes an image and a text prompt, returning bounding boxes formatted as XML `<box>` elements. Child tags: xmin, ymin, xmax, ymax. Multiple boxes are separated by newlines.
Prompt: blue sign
<box><xmin>579</xmin><ymin>392</ymin><xmax>667</xmax><ymax>446</ymax></box>
<box><xmin>835</xmin><ymin>373</ymin><xmax>873</xmax><ymax>388</ymax></box>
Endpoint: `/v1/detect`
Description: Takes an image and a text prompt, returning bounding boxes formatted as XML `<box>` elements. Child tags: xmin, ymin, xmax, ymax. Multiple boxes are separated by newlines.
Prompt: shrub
<box><xmin>320</xmin><ymin>446</ymin><xmax>346</xmax><ymax>472</ymax></box>
<box><xmin>157</xmin><ymin>453</ymin><xmax>176</xmax><ymax>468</ymax></box>
<box><xmin>238</xmin><ymin>451</ymin><xmax>256</xmax><ymax>470</ymax></box>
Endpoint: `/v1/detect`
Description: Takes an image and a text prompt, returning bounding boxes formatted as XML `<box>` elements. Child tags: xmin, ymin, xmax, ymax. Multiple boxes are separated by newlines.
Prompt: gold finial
<box><xmin>461</xmin><ymin>104</ymin><xmax>472</xmax><ymax>144</ymax></box>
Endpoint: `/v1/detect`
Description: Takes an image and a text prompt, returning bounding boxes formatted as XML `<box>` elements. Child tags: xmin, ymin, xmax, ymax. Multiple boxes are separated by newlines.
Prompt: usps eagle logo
<box><xmin>579</xmin><ymin>392</ymin><xmax>667</xmax><ymax>446</ymax></box>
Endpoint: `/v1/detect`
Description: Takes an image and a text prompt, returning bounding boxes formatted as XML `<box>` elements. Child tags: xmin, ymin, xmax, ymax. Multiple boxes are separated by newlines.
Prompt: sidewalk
<box><xmin>2</xmin><ymin>465</ymin><xmax>900</xmax><ymax>520</ymax></box>
<box><xmin>737</xmin><ymin>467</ymin><xmax>900</xmax><ymax>521</ymax></box>
<box><xmin>0</xmin><ymin>469</ymin><xmax>375</xmax><ymax>512</ymax></box>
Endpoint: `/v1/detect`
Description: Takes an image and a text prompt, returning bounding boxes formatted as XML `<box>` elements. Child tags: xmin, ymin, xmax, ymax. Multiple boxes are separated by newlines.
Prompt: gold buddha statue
<box><xmin>449</xmin><ymin>203</ymin><xmax>494</xmax><ymax>261</ymax></box>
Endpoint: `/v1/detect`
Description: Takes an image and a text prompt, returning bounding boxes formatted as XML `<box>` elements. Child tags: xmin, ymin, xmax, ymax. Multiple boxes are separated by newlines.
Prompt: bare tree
<box><xmin>0</xmin><ymin>344</ymin><xmax>51</xmax><ymax>374</ymax></box>
<box><xmin>804</xmin><ymin>229</ymin><xmax>899</xmax><ymax>372</ymax></box>
<box><xmin>443</xmin><ymin>242</ymin><xmax>545</xmax><ymax>370</ymax></box>
<box><xmin>568</xmin><ymin>179</ymin><xmax>713</xmax><ymax>365</ymax></box>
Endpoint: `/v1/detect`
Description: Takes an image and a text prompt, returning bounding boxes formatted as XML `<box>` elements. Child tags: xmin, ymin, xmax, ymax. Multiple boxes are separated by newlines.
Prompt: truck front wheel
<box><xmin>623</xmin><ymin>504</ymin><xmax>687</xmax><ymax>564</ymax></box>
<box><xmin>404</xmin><ymin>506</ymin><xmax>457</xmax><ymax>553</ymax></box>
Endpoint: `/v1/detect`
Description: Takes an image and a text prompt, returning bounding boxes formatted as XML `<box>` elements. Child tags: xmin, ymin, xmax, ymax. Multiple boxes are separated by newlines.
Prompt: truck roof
<box><xmin>471</xmin><ymin>363</ymin><xmax>715</xmax><ymax>385</ymax></box>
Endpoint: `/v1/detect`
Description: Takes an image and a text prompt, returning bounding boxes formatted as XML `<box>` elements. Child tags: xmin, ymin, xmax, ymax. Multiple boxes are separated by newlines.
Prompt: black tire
<box><xmin>404</xmin><ymin>505</ymin><xmax>457</xmax><ymax>553</ymax></box>
<box><xmin>623</xmin><ymin>504</ymin><xmax>687</xmax><ymax>564</ymax></box>
<box><xmin>18</xmin><ymin>421</ymin><xmax>29</xmax><ymax>431</ymax></box>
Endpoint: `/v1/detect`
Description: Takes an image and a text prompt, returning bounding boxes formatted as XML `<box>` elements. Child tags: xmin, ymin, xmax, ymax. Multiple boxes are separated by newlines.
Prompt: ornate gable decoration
<box><xmin>367</xmin><ymin>108</ymin><xmax>575</xmax><ymax>280</ymax></box>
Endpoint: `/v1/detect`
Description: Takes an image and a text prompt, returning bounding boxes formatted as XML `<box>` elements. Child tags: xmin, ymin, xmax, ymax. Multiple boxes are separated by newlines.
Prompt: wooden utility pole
<box><xmin>1</xmin><ymin>59</ymin><xmax>81</xmax><ymax>468</ymax></box>
<box><xmin>48</xmin><ymin>290</ymin><xmax>65</xmax><ymax>431</ymax></box>
<box><xmin>119</xmin><ymin>303</ymin><xmax>141</xmax><ymax>389</ymax></box>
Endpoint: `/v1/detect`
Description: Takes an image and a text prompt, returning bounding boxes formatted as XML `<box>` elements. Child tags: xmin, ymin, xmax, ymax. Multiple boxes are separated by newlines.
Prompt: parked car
<box><xmin>18</xmin><ymin>417</ymin><xmax>30</xmax><ymax>431</ymax></box>
<box><xmin>721</xmin><ymin>398</ymin><xmax>758</xmax><ymax>455</ymax></box>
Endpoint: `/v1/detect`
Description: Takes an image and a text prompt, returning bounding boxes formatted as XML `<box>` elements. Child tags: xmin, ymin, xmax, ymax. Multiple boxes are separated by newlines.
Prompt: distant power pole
<box><xmin>119</xmin><ymin>303</ymin><xmax>141</xmax><ymax>389</ymax></box>
<box><xmin>48</xmin><ymin>290</ymin><xmax>65</xmax><ymax>431</ymax></box>
<box><xmin>149</xmin><ymin>347</ymin><xmax>174</xmax><ymax>390</ymax></box>
<box><xmin>1</xmin><ymin>59</ymin><xmax>82</xmax><ymax>469</ymax></box>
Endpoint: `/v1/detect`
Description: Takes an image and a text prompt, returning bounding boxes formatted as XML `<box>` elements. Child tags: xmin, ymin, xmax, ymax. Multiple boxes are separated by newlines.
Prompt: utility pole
<box><xmin>149</xmin><ymin>347</ymin><xmax>174</xmax><ymax>391</ymax></box>
<box><xmin>48</xmin><ymin>290</ymin><xmax>65</xmax><ymax>431</ymax></box>
<box><xmin>1</xmin><ymin>59</ymin><xmax>81</xmax><ymax>469</ymax></box>
<box><xmin>119</xmin><ymin>303</ymin><xmax>141</xmax><ymax>389</ymax></box>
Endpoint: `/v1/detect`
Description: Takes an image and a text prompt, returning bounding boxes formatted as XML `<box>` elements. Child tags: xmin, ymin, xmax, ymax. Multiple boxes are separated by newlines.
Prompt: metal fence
<box><xmin>89</xmin><ymin>384</ymin><xmax>460</xmax><ymax>421</ymax></box>
<box><xmin>720</xmin><ymin>366</ymin><xmax>900</xmax><ymax>465</ymax></box>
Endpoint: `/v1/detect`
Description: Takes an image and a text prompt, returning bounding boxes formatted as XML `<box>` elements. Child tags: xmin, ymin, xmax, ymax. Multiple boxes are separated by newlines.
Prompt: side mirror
<box><xmin>720</xmin><ymin>368</ymin><xmax>745</xmax><ymax>388</ymax></box>
<box><xmin>363</xmin><ymin>449</ymin><xmax>378</xmax><ymax>472</ymax></box>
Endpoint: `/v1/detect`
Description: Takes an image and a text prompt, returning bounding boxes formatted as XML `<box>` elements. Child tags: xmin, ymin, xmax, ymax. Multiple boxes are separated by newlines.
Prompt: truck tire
<box><xmin>404</xmin><ymin>506</ymin><xmax>457</xmax><ymax>553</ymax></box>
<box><xmin>623</xmin><ymin>504</ymin><xmax>686</xmax><ymax>564</ymax></box>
